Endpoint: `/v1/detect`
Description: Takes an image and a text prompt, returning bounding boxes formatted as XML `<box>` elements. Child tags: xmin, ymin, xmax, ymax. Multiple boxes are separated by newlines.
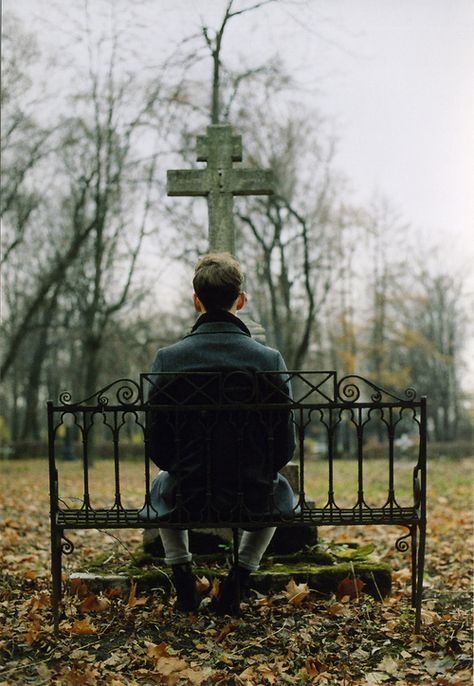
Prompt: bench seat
<box><xmin>56</xmin><ymin>505</ymin><xmax>421</xmax><ymax>528</ymax></box>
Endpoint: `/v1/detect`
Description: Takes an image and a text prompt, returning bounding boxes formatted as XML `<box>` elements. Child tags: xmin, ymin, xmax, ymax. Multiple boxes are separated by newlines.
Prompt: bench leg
<box><xmin>396</xmin><ymin>525</ymin><xmax>425</xmax><ymax>633</ymax></box>
<box><xmin>414</xmin><ymin>521</ymin><xmax>426</xmax><ymax>634</ymax></box>
<box><xmin>411</xmin><ymin>525</ymin><xmax>418</xmax><ymax>608</ymax></box>
<box><xmin>51</xmin><ymin>526</ymin><xmax>63</xmax><ymax>633</ymax></box>
<box><xmin>232</xmin><ymin>527</ymin><xmax>241</xmax><ymax>617</ymax></box>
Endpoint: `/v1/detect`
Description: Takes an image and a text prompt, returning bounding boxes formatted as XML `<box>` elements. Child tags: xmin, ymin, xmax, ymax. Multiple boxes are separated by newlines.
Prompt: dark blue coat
<box><xmin>143</xmin><ymin>311</ymin><xmax>296</xmax><ymax>522</ymax></box>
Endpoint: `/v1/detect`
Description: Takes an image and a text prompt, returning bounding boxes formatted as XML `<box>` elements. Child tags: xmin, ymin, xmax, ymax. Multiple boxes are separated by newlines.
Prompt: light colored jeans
<box><xmin>159</xmin><ymin>527</ymin><xmax>276</xmax><ymax>572</ymax></box>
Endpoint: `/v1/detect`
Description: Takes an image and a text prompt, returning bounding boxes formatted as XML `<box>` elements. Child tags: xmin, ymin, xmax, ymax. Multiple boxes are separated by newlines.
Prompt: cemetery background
<box><xmin>1</xmin><ymin>0</ymin><xmax>473</xmax><ymax>451</ymax></box>
<box><xmin>0</xmin><ymin>1</ymin><xmax>473</xmax><ymax>684</ymax></box>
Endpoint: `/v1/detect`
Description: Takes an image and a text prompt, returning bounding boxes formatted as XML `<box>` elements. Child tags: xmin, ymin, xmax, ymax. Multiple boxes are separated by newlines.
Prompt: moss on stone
<box><xmin>246</xmin><ymin>561</ymin><xmax>391</xmax><ymax>599</ymax></box>
<box><xmin>266</xmin><ymin>549</ymin><xmax>335</xmax><ymax>566</ymax></box>
<box><xmin>76</xmin><ymin>558</ymin><xmax>391</xmax><ymax>601</ymax></box>
<box><xmin>81</xmin><ymin>539</ymin><xmax>391</xmax><ymax>601</ymax></box>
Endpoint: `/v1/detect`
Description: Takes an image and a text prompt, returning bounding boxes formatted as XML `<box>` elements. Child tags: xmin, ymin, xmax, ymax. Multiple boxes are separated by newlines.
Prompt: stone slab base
<box><xmin>69</xmin><ymin>559</ymin><xmax>391</xmax><ymax>601</ymax></box>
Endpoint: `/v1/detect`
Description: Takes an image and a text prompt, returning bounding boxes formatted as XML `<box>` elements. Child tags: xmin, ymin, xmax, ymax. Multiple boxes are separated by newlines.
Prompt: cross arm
<box><xmin>167</xmin><ymin>169</ymin><xmax>209</xmax><ymax>197</ymax></box>
<box><xmin>230</xmin><ymin>169</ymin><xmax>274</xmax><ymax>196</ymax></box>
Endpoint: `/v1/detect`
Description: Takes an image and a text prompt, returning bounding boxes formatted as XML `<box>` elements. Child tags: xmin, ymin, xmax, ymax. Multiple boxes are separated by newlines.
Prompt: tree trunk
<box><xmin>20</xmin><ymin>325</ymin><xmax>50</xmax><ymax>439</ymax></box>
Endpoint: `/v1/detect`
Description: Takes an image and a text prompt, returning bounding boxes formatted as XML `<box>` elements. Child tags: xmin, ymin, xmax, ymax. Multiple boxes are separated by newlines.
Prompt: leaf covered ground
<box><xmin>0</xmin><ymin>457</ymin><xmax>472</xmax><ymax>685</ymax></box>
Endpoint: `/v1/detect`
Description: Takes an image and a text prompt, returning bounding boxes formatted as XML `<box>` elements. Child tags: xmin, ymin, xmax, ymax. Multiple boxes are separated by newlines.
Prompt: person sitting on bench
<box><xmin>145</xmin><ymin>252</ymin><xmax>295</xmax><ymax>614</ymax></box>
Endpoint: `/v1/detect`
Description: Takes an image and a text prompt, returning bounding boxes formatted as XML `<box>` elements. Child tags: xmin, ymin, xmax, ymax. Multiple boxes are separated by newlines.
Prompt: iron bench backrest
<box><xmin>48</xmin><ymin>371</ymin><xmax>426</xmax><ymax>527</ymax></box>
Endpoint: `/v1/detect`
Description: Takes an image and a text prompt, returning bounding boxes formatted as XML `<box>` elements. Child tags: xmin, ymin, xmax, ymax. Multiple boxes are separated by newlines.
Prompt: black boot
<box><xmin>171</xmin><ymin>563</ymin><xmax>201</xmax><ymax>612</ymax></box>
<box><xmin>210</xmin><ymin>566</ymin><xmax>251</xmax><ymax>616</ymax></box>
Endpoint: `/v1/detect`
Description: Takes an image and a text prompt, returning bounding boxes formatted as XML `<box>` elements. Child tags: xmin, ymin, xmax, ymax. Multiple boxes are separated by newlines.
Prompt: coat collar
<box><xmin>189</xmin><ymin>310</ymin><xmax>251</xmax><ymax>337</ymax></box>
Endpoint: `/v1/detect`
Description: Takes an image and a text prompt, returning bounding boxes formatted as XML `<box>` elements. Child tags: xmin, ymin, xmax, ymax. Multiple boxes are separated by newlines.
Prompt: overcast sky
<box><xmin>12</xmin><ymin>0</ymin><xmax>473</xmax><ymax>274</ymax></box>
<box><xmin>168</xmin><ymin>0</ymin><xmax>474</xmax><ymax>271</ymax></box>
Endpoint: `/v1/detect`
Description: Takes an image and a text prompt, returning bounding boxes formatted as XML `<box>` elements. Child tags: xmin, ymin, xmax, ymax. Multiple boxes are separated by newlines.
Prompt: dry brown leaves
<box><xmin>285</xmin><ymin>578</ymin><xmax>311</xmax><ymax>606</ymax></box>
<box><xmin>144</xmin><ymin>640</ymin><xmax>212</xmax><ymax>685</ymax></box>
<box><xmin>0</xmin><ymin>457</ymin><xmax>472</xmax><ymax>685</ymax></box>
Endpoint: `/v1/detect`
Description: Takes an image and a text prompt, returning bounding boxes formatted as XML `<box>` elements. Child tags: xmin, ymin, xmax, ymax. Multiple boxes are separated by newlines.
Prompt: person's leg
<box><xmin>158</xmin><ymin>529</ymin><xmax>192</xmax><ymax>566</ymax></box>
<box><xmin>238</xmin><ymin>527</ymin><xmax>277</xmax><ymax>571</ymax></box>
<box><xmin>158</xmin><ymin>529</ymin><xmax>199</xmax><ymax>612</ymax></box>
<box><xmin>211</xmin><ymin>527</ymin><xmax>276</xmax><ymax>615</ymax></box>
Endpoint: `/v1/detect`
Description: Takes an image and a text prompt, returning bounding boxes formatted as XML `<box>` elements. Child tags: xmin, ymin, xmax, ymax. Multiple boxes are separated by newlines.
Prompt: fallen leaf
<box><xmin>425</xmin><ymin>656</ymin><xmax>455</xmax><ymax>676</ymax></box>
<box><xmin>216</xmin><ymin>623</ymin><xmax>233</xmax><ymax>643</ymax></box>
<box><xmin>35</xmin><ymin>664</ymin><xmax>51</xmax><ymax>680</ymax></box>
<box><xmin>207</xmin><ymin>577</ymin><xmax>220</xmax><ymax>600</ymax></box>
<box><xmin>420</xmin><ymin>608</ymin><xmax>441</xmax><ymax>626</ymax></box>
<box><xmin>171</xmin><ymin>666</ymin><xmax>211</xmax><ymax>685</ymax></box>
<box><xmin>69</xmin><ymin>577</ymin><xmax>89</xmax><ymax>598</ymax></box>
<box><xmin>392</xmin><ymin>568</ymin><xmax>412</xmax><ymax>583</ymax></box>
<box><xmin>78</xmin><ymin>593</ymin><xmax>111</xmax><ymax>613</ymax></box>
<box><xmin>146</xmin><ymin>640</ymin><xmax>170</xmax><ymax>660</ymax></box>
<box><xmin>364</xmin><ymin>671</ymin><xmax>391</xmax><ymax>684</ymax></box>
<box><xmin>65</xmin><ymin>617</ymin><xmax>97</xmax><ymax>635</ymax></box>
<box><xmin>239</xmin><ymin>665</ymin><xmax>257</xmax><ymax>684</ymax></box>
<box><xmin>57</xmin><ymin>666</ymin><xmax>100</xmax><ymax>685</ymax></box>
<box><xmin>195</xmin><ymin>575</ymin><xmax>210</xmax><ymax>594</ymax></box>
<box><xmin>127</xmin><ymin>580</ymin><xmax>148</xmax><ymax>608</ymax></box>
<box><xmin>299</xmin><ymin>657</ymin><xmax>327</xmax><ymax>680</ymax></box>
<box><xmin>23</xmin><ymin>569</ymin><xmax>37</xmax><ymax>580</ymax></box>
<box><xmin>152</xmin><ymin>655</ymin><xmax>190</xmax><ymax>678</ymax></box>
<box><xmin>105</xmin><ymin>587</ymin><xmax>123</xmax><ymax>599</ymax></box>
<box><xmin>258</xmin><ymin>664</ymin><xmax>278</xmax><ymax>683</ymax></box>
<box><xmin>285</xmin><ymin>578</ymin><xmax>311</xmax><ymax>606</ymax></box>
<box><xmin>25</xmin><ymin>622</ymin><xmax>41</xmax><ymax>645</ymax></box>
<box><xmin>378</xmin><ymin>654</ymin><xmax>399</xmax><ymax>674</ymax></box>
<box><xmin>336</xmin><ymin>575</ymin><xmax>365</xmax><ymax>600</ymax></box>
<box><xmin>327</xmin><ymin>602</ymin><xmax>351</xmax><ymax>617</ymax></box>
<box><xmin>255</xmin><ymin>595</ymin><xmax>273</xmax><ymax>607</ymax></box>
<box><xmin>29</xmin><ymin>592</ymin><xmax>50</xmax><ymax>613</ymax></box>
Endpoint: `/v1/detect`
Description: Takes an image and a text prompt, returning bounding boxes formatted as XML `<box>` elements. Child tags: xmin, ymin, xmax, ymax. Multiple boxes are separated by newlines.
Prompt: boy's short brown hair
<box><xmin>193</xmin><ymin>253</ymin><xmax>244</xmax><ymax>312</ymax></box>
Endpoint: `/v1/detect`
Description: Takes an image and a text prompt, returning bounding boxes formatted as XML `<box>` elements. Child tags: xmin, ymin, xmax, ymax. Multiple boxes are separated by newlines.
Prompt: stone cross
<box><xmin>167</xmin><ymin>124</ymin><xmax>274</xmax><ymax>254</ymax></box>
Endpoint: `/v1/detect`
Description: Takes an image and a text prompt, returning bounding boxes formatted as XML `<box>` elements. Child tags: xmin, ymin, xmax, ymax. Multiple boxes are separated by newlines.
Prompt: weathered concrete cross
<box><xmin>167</xmin><ymin>124</ymin><xmax>274</xmax><ymax>254</ymax></box>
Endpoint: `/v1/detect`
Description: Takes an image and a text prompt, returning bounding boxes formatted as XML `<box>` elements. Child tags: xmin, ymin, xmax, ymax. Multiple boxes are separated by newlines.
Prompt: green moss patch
<box><xmin>76</xmin><ymin>558</ymin><xmax>391</xmax><ymax>601</ymax></box>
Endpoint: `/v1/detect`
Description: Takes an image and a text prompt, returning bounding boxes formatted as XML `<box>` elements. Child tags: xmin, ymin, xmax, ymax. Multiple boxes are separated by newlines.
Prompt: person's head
<box><xmin>193</xmin><ymin>252</ymin><xmax>246</xmax><ymax>314</ymax></box>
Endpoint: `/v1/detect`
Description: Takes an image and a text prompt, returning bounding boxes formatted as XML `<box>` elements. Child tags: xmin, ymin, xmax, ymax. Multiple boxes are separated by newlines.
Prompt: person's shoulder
<box><xmin>245</xmin><ymin>339</ymin><xmax>285</xmax><ymax>361</ymax></box>
<box><xmin>260</xmin><ymin>343</ymin><xmax>282</xmax><ymax>357</ymax></box>
<box><xmin>245</xmin><ymin>338</ymin><xmax>279</xmax><ymax>354</ymax></box>
<box><xmin>157</xmin><ymin>336</ymin><xmax>193</xmax><ymax>357</ymax></box>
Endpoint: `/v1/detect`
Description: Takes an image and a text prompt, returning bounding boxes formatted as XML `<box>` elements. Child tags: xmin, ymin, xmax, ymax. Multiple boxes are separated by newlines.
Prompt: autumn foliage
<box><xmin>0</xmin><ymin>458</ymin><xmax>472</xmax><ymax>685</ymax></box>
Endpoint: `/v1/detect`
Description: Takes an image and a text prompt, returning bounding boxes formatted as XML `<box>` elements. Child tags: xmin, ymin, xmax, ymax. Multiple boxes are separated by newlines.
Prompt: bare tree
<box><xmin>360</xmin><ymin>196</ymin><xmax>411</xmax><ymax>389</ymax></box>
<box><xmin>200</xmin><ymin>0</ymin><xmax>277</xmax><ymax>123</ymax></box>
<box><xmin>399</xmin><ymin>265</ymin><xmax>469</xmax><ymax>441</ymax></box>
<box><xmin>232</xmin><ymin>86</ymin><xmax>361</xmax><ymax>367</ymax></box>
<box><xmin>1</xmin><ymin>14</ymin><xmax>55</xmax><ymax>265</ymax></box>
<box><xmin>0</xmin><ymin>5</ymin><xmax>190</xmax><ymax>432</ymax></box>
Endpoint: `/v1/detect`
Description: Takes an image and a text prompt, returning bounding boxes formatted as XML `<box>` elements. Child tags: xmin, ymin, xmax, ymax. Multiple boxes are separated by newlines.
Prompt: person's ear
<box><xmin>193</xmin><ymin>293</ymin><xmax>204</xmax><ymax>313</ymax></box>
<box><xmin>236</xmin><ymin>292</ymin><xmax>246</xmax><ymax>311</ymax></box>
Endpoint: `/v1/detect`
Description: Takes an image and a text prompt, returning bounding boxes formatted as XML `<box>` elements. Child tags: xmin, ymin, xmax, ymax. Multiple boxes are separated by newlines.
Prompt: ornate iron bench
<box><xmin>48</xmin><ymin>371</ymin><xmax>427</xmax><ymax>632</ymax></box>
